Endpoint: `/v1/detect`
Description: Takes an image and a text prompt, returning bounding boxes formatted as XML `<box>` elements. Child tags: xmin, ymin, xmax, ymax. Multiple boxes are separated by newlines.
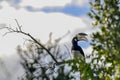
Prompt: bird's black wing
<box><xmin>72</xmin><ymin>46</ymin><xmax>85</xmax><ymax>57</ymax></box>
<box><xmin>78</xmin><ymin>46</ymin><xmax>85</xmax><ymax>57</ymax></box>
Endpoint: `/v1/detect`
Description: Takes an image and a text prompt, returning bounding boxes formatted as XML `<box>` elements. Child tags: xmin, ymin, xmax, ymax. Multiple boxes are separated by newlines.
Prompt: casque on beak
<box><xmin>76</xmin><ymin>33</ymin><xmax>88</xmax><ymax>42</ymax></box>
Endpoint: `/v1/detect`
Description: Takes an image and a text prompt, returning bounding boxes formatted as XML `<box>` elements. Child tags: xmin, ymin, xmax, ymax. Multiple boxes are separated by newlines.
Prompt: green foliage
<box><xmin>88</xmin><ymin>0</ymin><xmax>120</xmax><ymax>79</ymax></box>
<box><xmin>68</xmin><ymin>0</ymin><xmax>120</xmax><ymax>80</ymax></box>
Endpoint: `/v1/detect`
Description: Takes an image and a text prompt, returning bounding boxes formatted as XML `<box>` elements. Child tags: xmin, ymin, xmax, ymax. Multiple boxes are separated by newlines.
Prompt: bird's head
<box><xmin>76</xmin><ymin>33</ymin><xmax>88</xmax><ymax>42</ymax></box>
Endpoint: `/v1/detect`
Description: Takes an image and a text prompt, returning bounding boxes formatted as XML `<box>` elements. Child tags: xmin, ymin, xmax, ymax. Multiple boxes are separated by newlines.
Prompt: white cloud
<box><xmin>20</xmin><ymin>0</ymin><xmax>72</xmax><ymax>8</ymax></box>
<box><xmin>0</xmin><ymin>2</ymin><xmax>93</xmax><ymax>80</ymax></box>
<box><xmin>0</xmin><ymin>2</ymin><xmax>89</xmax><ymax>42</ymax></box>
<box><xmin>20</xmin><ymin>0</ymin><xmax>89</xmax><ymax>8</ymax></box>
<box><xmin>72</xmin><ymin>0</ymin><xmax>89</xmax><ymax>7</ymax></box>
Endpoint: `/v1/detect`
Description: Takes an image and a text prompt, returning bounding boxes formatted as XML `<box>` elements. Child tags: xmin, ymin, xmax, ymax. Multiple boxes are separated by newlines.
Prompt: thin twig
<box><xmin>3</xmin><ymin>31</ymin><xmax>13</xmax><ymax>36</ymax></box>
<box><xmin>0</xmin><ymin>19</ymin><xmax>58</xmax><ymax>64</ymax></box>
<box><xmin>15</xmin><ymin>19</ymin><xmax>22</xmax><ymax>31</ymax></box>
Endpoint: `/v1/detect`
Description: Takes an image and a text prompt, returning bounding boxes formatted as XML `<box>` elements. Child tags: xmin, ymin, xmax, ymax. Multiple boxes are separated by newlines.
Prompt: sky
<box><xmin>0</xmin><ymin>0</ymin><xmax>95</xmax><ymax>80</ymax></box>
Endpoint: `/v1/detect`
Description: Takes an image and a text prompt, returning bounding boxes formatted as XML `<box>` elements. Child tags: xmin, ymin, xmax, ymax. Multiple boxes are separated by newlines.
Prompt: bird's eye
<box><xmin>74</xmin><ymin>39</ymin><xmax>77</xmax><ymax>41</ymax></box>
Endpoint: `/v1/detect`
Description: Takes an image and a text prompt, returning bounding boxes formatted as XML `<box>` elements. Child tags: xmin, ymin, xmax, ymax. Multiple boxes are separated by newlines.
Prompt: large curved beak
<box><xmin>76</xmin><ymin>34</ymin><xmax>88</xmax><ymax>42</ymax></box>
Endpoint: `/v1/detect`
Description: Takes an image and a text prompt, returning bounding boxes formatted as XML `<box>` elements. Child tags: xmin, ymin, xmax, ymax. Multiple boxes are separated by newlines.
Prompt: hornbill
<box><xmin>72</xmin><ymin>33</ymin><xmax>88</xmax><ymax>58</ymax></box>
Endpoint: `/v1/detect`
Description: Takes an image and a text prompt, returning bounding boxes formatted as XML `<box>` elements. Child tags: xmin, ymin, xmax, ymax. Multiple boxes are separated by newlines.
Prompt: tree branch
<box><xmin>0</xmin><ymin>19</ymin><xmax>58</xmax><ymax>64</ymax></box>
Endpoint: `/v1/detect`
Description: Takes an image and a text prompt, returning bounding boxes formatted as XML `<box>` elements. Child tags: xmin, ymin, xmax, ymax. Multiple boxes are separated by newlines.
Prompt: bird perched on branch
<box><xmin>72</xmin><ymin>33</ymin><xmax>88</xmax><ymax>58</ymax></box>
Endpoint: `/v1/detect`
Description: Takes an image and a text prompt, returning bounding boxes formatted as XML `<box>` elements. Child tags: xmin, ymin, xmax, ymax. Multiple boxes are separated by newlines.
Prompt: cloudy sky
<box><xmin>0</xmin><ymin>0</ymin><xmax>94</xmax><ymax>80</ymax></box>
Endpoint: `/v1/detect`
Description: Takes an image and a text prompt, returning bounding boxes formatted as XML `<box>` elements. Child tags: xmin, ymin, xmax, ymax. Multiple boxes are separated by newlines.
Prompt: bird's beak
<box><xmin>77</xmin><ymin>34</ymin><xmax>88</xmax><ymax>42</ymax></box>
<box><xmin>81</xmin><ymin>36</ymin><xmax>88</xmax><ymax>42</ymax></box>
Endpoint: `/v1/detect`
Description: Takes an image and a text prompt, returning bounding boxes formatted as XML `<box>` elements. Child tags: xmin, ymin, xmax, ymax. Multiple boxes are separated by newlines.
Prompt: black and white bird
<box><xmin>72</xmin><ymin>33</ymin><xmax>88</xmax><ymax>58</ymax></box>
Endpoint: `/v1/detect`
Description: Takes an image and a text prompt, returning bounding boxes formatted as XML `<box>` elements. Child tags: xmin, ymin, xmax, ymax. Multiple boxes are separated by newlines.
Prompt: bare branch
<box><xmin>0</xmin><ymin>26</ymin><xmax>14</xmax><ymax>31</ymax></box>
<box><xmin>2</xmin><ymin>31</ymin><xmax>13</xmax><ymax>36</ymax></box>
<box><xmin>15</xmin><ymin>19</ymin><xmax>22</xmax><ymax>31</ymax></box>
<box><xmin>1</xmin><ymin>19</ymin><xmax>58</xmax><ymax>64</ymax></box>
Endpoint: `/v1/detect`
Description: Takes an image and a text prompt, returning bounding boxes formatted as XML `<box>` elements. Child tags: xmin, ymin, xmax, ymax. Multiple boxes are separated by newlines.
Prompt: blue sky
<box><xmin>41</xmin><ymin>5</ymin><xmax>89</xmax><ymax>16</ymax></box>
<box><xmin>6</xmin><ymin>0</ymin><xmax>90</xmax><ymax>17</ymax></box>
<box><xmin>24</xmin><ymin>4</ymin><xmax>89</xmax><ymax>17</ymax></box>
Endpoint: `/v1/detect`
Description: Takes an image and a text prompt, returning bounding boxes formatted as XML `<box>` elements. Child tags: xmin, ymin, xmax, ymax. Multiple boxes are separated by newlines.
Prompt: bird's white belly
<box><xmin>72</xmin><ymin>50</ymin><xmax>82</xmax><ymax>58</ymax></box>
